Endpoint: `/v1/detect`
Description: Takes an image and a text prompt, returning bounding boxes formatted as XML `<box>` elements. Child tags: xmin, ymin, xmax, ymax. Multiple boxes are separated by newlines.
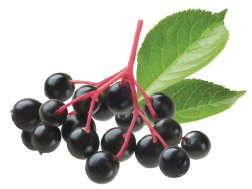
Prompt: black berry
<box><xmin>72</xmin><ymin>85</ymin><xmax>103</xmax><ymax>115</ymax></box>
<box><xmin>44</xmin><ymin>73</ymin><xmax>75</xmax><ymax>102</ymax></box>
<box><xmin>39</xmin><ymin>99</ymin><xmax>68</xmax><ymax>127</ymax></box>
<box><xmin>106</xmin><ymin>81</ymin><xmax>133</xmax><ymax>114</ymax></box>
<box><xmin>181</xmin><ymin>131</ymin><xmax>211</xmax><ymax>160</ymax></box>
<box><xmin>159</xmin><ymin>147</ymin><xmax>190</xmax><ymax>178</ymax></box>
<box><xmin>153</xmin><ymin>118</ymin><xmax>182</xmax><ymax>146</ymax></box>
<box><xmin>61</xmin><ymin>113</ymin><xmax>96</xmax><ymax>142</ymax></box>
<box><xmin>85</xmin><ymin>151</ymin><xmax>120</xmax><ymax>184</ymax></box>
<box><xmin>31</xmin><ymin>125</ymin><xmax>61</xmax><ymax>153</ymax></box>
<box><xmin>135</xmin><ymin>135</ymin><xmax>164</xmax><ymax>168</ymax></box>
<box><xmin>115</xmin><ymin>110</ymin><xmax>144</xmax><ymax>133</ymax></box>
<box><xmin>21</xmin><ymin>131</ymin><xmax>37</xmax><ymax>151</ymax></box>
<box><xmin>101</xmin><ymin>127</ymin><xmax>136</xmax><ymax>162</ymax></box>
<box><xmin>12</xmin><ymin>98</ymin><xmax>42</xmax><ymax>131</ymax></box>
<box><xmin>67</xmin><ymin>127</ymin><xmax>99</xmax><ymax>160</ymax></box>
<box><xmin>144</xmin><ymin>92</ymin><xmax>176</xmax><ymax>122</ymax></box>
<box><xmin>92</xmin><ymin>87</ymin><xmax>115</xmax><ymax>121</ymax></box>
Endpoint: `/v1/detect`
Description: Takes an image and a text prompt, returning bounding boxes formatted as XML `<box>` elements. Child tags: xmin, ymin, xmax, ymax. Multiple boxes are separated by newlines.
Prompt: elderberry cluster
<box><xmin>11</xmin><ymin>72</ymin><xmax>211</xmax><ymax>184</ymax></box>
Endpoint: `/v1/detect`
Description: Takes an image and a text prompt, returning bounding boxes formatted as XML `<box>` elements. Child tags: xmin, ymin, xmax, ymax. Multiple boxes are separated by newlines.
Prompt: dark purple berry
<box><xmin>92</xmin><ymin>87</ymin><xmax>115</xmax><ymax>121</ymax></box>
<box><xmin>31</xmin><ymin>125</ymin><xmax>61</xmax><ymax>153</ymax></box>
<box><xmin>106</xmin><ymin>81</ymin><xmax>133</xmax><ymax>114</ymax></box>
<box><xmin>85</xmin><ymin>151</ymin><xmax>120</xmax><ymax>184</ymax></box>
<box><xmin>101</xmin><ymin>127</ymin><xmax>136</xmax><ymax>162</ymax></box>
<box><xmin>153</xmin><ymin>118</ymin><xmax>182</xmax><ymax>146</ymax></box>
<box><xmin>159</xmin><ymin>147</ymin><xmax>190</xmax><ymax>178</ymax></box>
<box><xmin>115</xmin><ymin>110</ymin><xmax>144</xmax><ymax>133</ymax></box>
<box><xmin>72</xmin><ymin>85</ymin><xmax>103</xmax><ymax>115</ymax></box>
<box><xmin>12</xmin><ymin>98</ymin><xmax>42</xmax><ymax>131</ymax></box>
<box><xmin>144</xmin><ymin>92</ymin><xmax>176</xmax><ymax>122</ymax></box>
<box><xmin>135</xmin><ymin>135</ymin><xmax>164</xmax><ymax>168</ymax></box>
<box><xmin>44</xmin><ymin>73</ymin><xmax>75</xmax><ymax>102</ymax></box>
<box><xmin>61</xmin><ymin>113</ymin><xmax>96</xmax><ymax>142</ymax></box>
<box><xmin>67</xmin><ymin>127</ymin><xmax>99</xmax><ymax>160</ymax></box>
<box><xmin>181</xmin><ymin>131</ymin><xmax>211</xmax><ymax>159</ymax></box>
<box><xmin>39</xmin><ymin>99</ymin><xmax>68</xmax><ymax>127</ymax></box>
<box><xmin>21</xmin><ymin>131</ymin><xmax>37</xmax><ymax>151</ymax></box>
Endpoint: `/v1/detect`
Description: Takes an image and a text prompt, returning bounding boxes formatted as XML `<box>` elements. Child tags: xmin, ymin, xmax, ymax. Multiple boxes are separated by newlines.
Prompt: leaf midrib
<box><xmin>137</xmin><ymin>15</ymin><xmax>223</xmax><ymax>101</ymax></box>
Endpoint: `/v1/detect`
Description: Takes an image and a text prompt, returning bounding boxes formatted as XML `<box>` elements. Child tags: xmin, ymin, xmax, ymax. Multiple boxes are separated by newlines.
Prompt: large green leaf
<box><xmin>157</xmin><ymin>79</ymin><xmax>245</xmax><ymax>123</ymax></box>
<box><xmin>137</xmin><ymin>9</ymin><xmax>229</xmax><ymax>101</ymax></box>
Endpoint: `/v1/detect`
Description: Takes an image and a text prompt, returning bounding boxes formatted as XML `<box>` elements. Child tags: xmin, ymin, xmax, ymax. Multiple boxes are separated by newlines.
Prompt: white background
<box><xmin>0</xmin><ymin>0</ymin><xmax>251</xmax><ymax>188</ymax></box>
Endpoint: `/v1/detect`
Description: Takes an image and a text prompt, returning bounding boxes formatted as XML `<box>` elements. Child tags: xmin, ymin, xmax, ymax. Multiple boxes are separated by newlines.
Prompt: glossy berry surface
<box><xmin>181</xmin><ymin>131</ymin><xmax>211</xmax><ymax>160</ymax></box>
<box><xmin>153</xmin><ymin>118</ymin><xmax>182</xmax><ymax>146</ymax></box>
<box><xmin>144</xmin><ymin>92</ymin><xmax>176</xmax><ymax>122</ymax></box>
<box><xmin>92</xmin><ymin>88</ymin><xmax>115</xmax><ymax>121</ymax></box>
<box><xmin>21</xmin><ymin>131</ymin><xmax>37</xmax><ymax>151</ymax></box>
<box><xmin>85</xmin><ymin>151</ymin><xmax>119</xmax><ymax>184</ymax></box>
<box><xmin>135</xmin><ymin>135</ymin><xmax>164</xmax><ymax>168</ymax></box>
<box><xmin>12</xmin><ymin>98</ymin><xmax>42</xmax><ymax>131</ymax></box>
<box><xmin>106</xmin><ymin>81</ymin><xmax>133</xmax><ymax>114</ymax></box>
<box><xmin>39</xmin><ymin>99</ymin><xmax>68</xmax><ymax>127</ymax></box>
<box><xmin>159</xmin><ymin>147</ymin><xmax>190</xmax><ymax>178</ymax></box>
<box><xmin>115</xmin><ymin>110</ymin><xmax>144</xmax><ymax>133</ymax></box>
<box><xmin>44</xmin><ymin>73</ymin><xmax>75</xmax><ymax>102</ymax></box>
<box><xmin>72</xmin><ymin>85</ymin><xmax>103</xmax><ymax>115</ymax></box>
<box><xmin>101</xmin><ymin>127</ymin><xmax>136</xmax><ymax>162</ymax></box>
<box><xmin>61</xmin><ymin>114</ymin><xmax>96</xmax><ymax>142</ymax></box>
<box><xmin>67</xmin><ymin>127</ymin><xmax>99</xmax><ymax>160</ymax></box>
<box><xmin>31</xmin><ymin>125</ymin><xmax>61</xmax><ymax>153</ymax></box>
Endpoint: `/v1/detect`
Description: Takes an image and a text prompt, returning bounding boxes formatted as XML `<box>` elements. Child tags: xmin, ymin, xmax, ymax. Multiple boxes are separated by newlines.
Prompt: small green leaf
<box><xmin>137</xmin><ymin>9</ymin><xmax>229</xmax><ymax>101</ymax></box>
<box><xmin>152</xmin><ymin>79</ymin><xmax>245</xmax><ymax>123</ymax></box>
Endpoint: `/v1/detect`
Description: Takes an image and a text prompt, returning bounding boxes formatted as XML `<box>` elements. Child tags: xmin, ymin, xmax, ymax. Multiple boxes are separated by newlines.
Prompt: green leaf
<box><xmin>155</xmin><ymin>79</ymin><xmax>245</xmax><ymax>123</ymax></box>
<box><xmin>137</xmin><ymin>9</ymin><xmax>229</xmax><ymax>101</ymax></box>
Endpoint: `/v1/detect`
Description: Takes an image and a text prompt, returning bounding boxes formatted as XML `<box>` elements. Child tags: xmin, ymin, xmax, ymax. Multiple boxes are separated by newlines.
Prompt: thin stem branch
<box><xmin>84</xmin><ymin>94</ymin><xmax>99</xmax><ymax>133</ymax></box>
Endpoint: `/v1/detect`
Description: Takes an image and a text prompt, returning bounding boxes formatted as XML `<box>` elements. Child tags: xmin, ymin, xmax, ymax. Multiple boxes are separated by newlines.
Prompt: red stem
<box><xmin>67</xmin><ymin>110</ymin><xmax>76</xmax><ymax>116</ymax></box>
<box><xmin>134</xmin><ymin>78</ymin><xmax>157</xmax><ymax>120</ymax></box>
<box><xmin>84</xmin><ymin>93</ymin><xmax>98</xmax><ymax>133</ymax></box>
<box><xmin>68</xmin><ymin>80</ymin><xmax>97</xmax><ymax>85</ymax></box>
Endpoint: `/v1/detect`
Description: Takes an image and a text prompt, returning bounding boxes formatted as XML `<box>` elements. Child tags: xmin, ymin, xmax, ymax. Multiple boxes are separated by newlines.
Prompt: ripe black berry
<box><xmin>159</xmin><ymin>147</ymin><xmax>190</xmax><ymax>178</ymax></box>
<box><xmin>31</xmin><ymin>125</ymin><xmax>61</xmax><ymax>153</ymax></box>
<box><xmin>153</xmin><ymin>118</ymin><xmax>182</xmax><ymax>146</ymax></box>
<box><xmin>101</xmin><ymin>127</ymin><xmax>136</xmax><ymax>162</ymax></box>
<box><xmin>85</xmin><ymin>151</ymin><xmax>120</xmax><ymax>184</ymax></box>
<box><xmin>61</xmin><ymin>113</ymin><xmax>96</xmax><ymax>142</ymax></box>
<box><xmin>67</xmin><ymin>127</ymin><xmax>99</xmax><ymax>160</ymax></box>
<box><xmin>72</xmin><ymin>85</ymin><xmax>103</xmax><ymax>115</ymax></box>
<box><xmin>12</xmin><ymin>98</ymin><xmax>42</xmax><ymax>131</ymax></box>
<box><xmin>144</xmin><ymin>92</ymin><xmax>176</xmax><ymax>122</ymax></box>
<box><xmin>135</xmin><ymin>135</ymin><xmax>164</xmax><ymax>168</ymax></box>
<box><xmin>39</xmin><ymin>99</ymin><xmax>68</xmax><ymax>127</ymax></box>
<box><xmin>92</xmin><ymin>87</ymin><xmax>115</xmax><ymax>121</ymax></box>
<box><xmin>44</xmin><ymin>73</ymin><xmax>75</xmax><ymax>102</ymax></box>
<box><xmin>106</xmin><ymin>81</ymin><xmax>133</xmax><ymax>114</ymax></box>
<box><xmin>115</xmin><ymin>110</ymin><xmax>144</xmax><ymax>133</ymax></box>
<box><xmin>21</xmin><ymin>131</ymin><xmax>37</xmax><ymax>151</ymax></box>
<box><xmin>181</xmin><ymin>131</ymin><xmax>211</xmax><ymax>160</ymax></box>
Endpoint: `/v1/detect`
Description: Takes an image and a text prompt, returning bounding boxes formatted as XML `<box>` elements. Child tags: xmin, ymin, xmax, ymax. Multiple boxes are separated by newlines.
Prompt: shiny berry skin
<box><xmin>61</xmin><ymin>114</ymin><xmax>96</xmax><ymax>142</ymax></box>
<box><xmin>181</xmin><ymin>131</ymin><xmax>211</xmax><ymax>160</ymax></box>
<box><xmin>39</xmin><ymin>99</ymin><xmax>68</xmax><ymax>127</ymax></box>
<box><xmin>85</xmin><ymin>151</ymin><xmax>120</xmax><ymax>184</ymax></box>
<box><xmin>159</xmin><ymin>147</ymin><xmax>190</xmax><ymax>178</ymax></box>
<box><xmin>115</xmin><ymin>110</ymin><xmax>144</xmax><ymax>133</ymax></box>
<box><xmin>31</xmin><ymin>125</ymin><xmax>61</xmax><ymax>153</ymax></box>
<box><xmin>144</xmin><ymin>92</ymin><xmax>176</xmax><ymax>122</ymax></box>
<box><xmin>106</xmin><ymin>81</ymin><xmax>133</xmax><ymax>114</ymax></box>
<box><xmin>101</xmin><ymin>127</ymin><xmax>136</xmax><ymax>162</ymax></box>
<box><xmin>21</xmin><ymin>131</ymin><xmax>37</xmax><ymax>151</ymax></box>
<box><xmin>153</xmin><ymin>118</ymin><xmax>182</xmax><ymax>146</ymax></box>
<box><xmin>92</xmin><ymin>88</ymin><xmax>115</xmax><ymax>121</ymax></box>
<box><xmin>135</xmin><ymin>135</ymin><xmax>164</xmax><ymax>168</ymax></box>
<box><xmin>44</xmin><ymin>73</ymin><xmax>75</xmax><ymax>102</ymax></box>
<box><xmin>12</xmin><ymin>98</ymin><xmax>42</xmax><ymax>131</ymax></box>
<box><xmin>67</xmin><ymin>127</ymin><xmax>99</xmax><ymax>160</ymax></box>
<box><xmin>72</xmin><ymin>85</ymin><xmax>103</xmax><ymax>115</ymax></box>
